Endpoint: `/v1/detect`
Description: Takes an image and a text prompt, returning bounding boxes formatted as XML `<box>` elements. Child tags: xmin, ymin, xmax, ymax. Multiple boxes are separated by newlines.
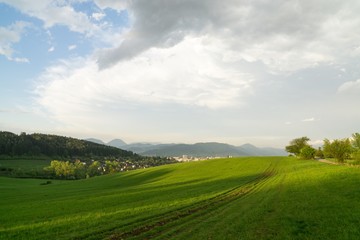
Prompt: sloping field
<box><xmin>1</xmin><ymin>157</ymin><xmax>360</xmax><ymax>239</ymax></box>
<box><xmin>0</xmin><ymin>158</ymin><xmax>51</xmax><ymax>171</ymax></box>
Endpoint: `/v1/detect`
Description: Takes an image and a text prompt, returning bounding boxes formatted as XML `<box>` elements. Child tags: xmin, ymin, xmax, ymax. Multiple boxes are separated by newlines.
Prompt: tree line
<box><xmin>43</xmin><ymin>157</ymin><xmax>176</xmax><ymax>179</ymax></box>
<box><xmin>1</xmin><ymin>156</ymin><xmax>176</xmax><ymax>179</ymax></box>
<box><xmin>0</xmin><ymin>131</ymin><xmax>177</xmax><ymax>179</ymax></box>
<box><xmin>285</xmin><ymin>133</ymin><xmax>360</xmax><ymax>163</ymax></box>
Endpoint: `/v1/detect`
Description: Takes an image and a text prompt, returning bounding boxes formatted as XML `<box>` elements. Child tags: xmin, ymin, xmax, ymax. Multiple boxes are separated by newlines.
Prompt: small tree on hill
<box><xmin>299</xmin><ymin>146</ymin><xmax>316</xmax><ymax>160</ymax></box>
<box><xmin>285</xmin><ymin>137</ymin><xmax>310</xmax><ymax>156</ymax></box>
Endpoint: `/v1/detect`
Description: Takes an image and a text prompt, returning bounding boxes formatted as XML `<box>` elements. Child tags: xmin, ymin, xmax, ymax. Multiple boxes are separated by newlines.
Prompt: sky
<box><xmin>1</xmin><ymin>0</ymin><xmax>359</xmax><ymax>148</ymax></box>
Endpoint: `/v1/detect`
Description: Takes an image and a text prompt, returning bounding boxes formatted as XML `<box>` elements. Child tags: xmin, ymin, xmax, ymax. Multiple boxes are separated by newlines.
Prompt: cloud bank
<box><xmin>36</xmin><ymin>36</ymin><xmax>254</xmax><ymax>117</ymax></box>
<box><xmin>97</xmin><ymin>0</ymin><xmax>360</xmax><ymax>72</ymax></box>
<box><xmin>2</xmin><ymin>0</ymin><xmax>360</xmax><ymax>145</ymax></box>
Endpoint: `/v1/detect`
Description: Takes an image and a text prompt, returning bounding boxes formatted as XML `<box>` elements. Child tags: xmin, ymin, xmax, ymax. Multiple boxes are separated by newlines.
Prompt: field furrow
<box><xmin>107</xmin><ymin>165</ymin><xmax>277</xmax><ymax>239</ymax></box>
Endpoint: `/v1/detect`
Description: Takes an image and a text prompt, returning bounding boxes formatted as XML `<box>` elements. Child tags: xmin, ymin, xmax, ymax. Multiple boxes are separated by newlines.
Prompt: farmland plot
<box><xmin>1</xmin><ymin>157</ymin><xmax>359</xmax><ymax>239</ymax></box>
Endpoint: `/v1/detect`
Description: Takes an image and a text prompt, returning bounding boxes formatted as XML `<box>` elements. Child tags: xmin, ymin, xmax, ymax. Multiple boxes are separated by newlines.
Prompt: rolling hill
<box><xmin>0</xmin><ymin>131</ymin><xmax>135</xmax><ymax>159</ymax></box>
<box><xmin>2</xmin><ymin>157</ymin><xmax>360</xmax><ymax>239</ymax></box>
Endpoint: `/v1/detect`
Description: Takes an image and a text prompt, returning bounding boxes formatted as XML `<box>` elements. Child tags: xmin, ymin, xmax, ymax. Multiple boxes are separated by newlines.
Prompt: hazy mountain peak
<box><xmin>107</xmin><ymin>139</ymin><xmax>127</xmax><ymax>148</ymax></box>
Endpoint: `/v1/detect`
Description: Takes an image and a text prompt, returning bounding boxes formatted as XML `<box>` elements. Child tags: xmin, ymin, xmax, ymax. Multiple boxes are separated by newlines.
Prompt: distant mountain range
<box><xmin>85</xmin><ymin>138</ymin><xmax>287</xmax><ymax>157</ymax></box>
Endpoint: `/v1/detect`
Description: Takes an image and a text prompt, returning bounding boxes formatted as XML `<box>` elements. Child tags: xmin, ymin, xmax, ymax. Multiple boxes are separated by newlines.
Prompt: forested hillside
<box><xmin>0</xmin><ymin>131</ymin><xmax>135</xmax><ymax>159</ymax></box>
<box><xmin>0</xmin><ymin>131</ymin><xmax>177</xmax><ymax>179</ymax></box>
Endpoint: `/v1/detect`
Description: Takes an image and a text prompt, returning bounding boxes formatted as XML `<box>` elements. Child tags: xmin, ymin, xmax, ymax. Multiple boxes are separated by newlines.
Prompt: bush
<box><xmin>299</xmin><ymin>146</ymin><xmax>316</xmax><ymax>160</ymax></box>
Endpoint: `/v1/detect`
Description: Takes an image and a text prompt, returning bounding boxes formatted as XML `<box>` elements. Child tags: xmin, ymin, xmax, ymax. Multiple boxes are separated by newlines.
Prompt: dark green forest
<box><xmin>0</xmin><ymin>131</ymin><xmax>135</xmax><ymax>159</ymax></box>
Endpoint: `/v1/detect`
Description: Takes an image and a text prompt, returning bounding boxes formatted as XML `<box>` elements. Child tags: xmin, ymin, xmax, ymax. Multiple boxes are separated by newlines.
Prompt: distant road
<box><xmin>318</xmin><ymin>159</ymin><xmax>338</xmax><ymax>165</ymax></box>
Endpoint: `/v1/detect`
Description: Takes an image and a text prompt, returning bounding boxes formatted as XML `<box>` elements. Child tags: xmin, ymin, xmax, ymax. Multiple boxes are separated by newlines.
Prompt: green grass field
<box><xmin>0</xmin><ymin>158</ymin><xmax>51</xmax><ymax>171</ymax></box>
<box><xmin>1</xmin><ymin>157</ymin><xmax>360</xmax><ymax>239</ymax></box>
<box><xmin>0</xmin><ymin>158</ymin><xmax>52</xmax><ymax>178</ymax></box>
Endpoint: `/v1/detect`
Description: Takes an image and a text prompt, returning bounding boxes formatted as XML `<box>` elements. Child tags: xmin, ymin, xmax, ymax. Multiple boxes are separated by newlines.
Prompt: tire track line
<box><xmin>107</xmin><ymin>165</ymin><xmax>277</xmax><ymax>240</ymax></box>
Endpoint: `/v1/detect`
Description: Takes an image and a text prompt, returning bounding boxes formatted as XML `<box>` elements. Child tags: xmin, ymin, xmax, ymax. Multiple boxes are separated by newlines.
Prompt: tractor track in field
<box><xmin>106</xmin><ymin>164</ymin><xmax>277</xmax><ymax>240</ymax></box>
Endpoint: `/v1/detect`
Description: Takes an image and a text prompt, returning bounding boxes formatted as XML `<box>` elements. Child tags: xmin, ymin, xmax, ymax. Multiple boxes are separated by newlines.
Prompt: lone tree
<box><xmin>285</xmin><ymin>136</ymin><xmax>310</xmax><ymax>156</ymax></box>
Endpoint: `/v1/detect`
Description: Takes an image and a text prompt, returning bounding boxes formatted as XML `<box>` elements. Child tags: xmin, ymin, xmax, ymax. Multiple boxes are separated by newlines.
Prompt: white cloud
<box><xmin>302</xmin><ymin>118</ymin><xmax>315</xmax><ymax>122</ymax></box>
<box><xmin>93</xmin><ymin>0</ymin><xmax>128</xmax><ymax>11</ymax></box>
<box><xmin>0</xmin><ymin>0</ymin><xmax>130</xmax><ymax>49</ymax></box>
<box><xmin>310</xmin><ymin>139</ymin><xmax>323</xmax><ymax>146</ymax></box>
<box><xmin>0</xmin><ymin>21</ymin><xmax>30</xmax><ymax>61</ymax></box>
<box><xmin>92</xmin><ymin>12</ymin><xmax>106</xmax><ymax>21</ymax></box>
<box><xmin>68</xmin><ymin>45</ymin><xmax>77</xmax><ymax>51</ymax></box>
<box><xmin>338</xmin><ymin>79</ymin><xmax>360</xmax><ymax>93</ymax></box>
<box><xmin>35</xmin><ymin>36</ymin><xmax>254</xmax><ymax>127</ymax></box>
<box><xmin>48</xmin><ymin>46</ymin><xmax>55</xmax><ymax>52</ymax></box>
<box><xmin>9</xmin><ymin>57</ymin><xmax>30</xmax><ymax>63</ymax></box>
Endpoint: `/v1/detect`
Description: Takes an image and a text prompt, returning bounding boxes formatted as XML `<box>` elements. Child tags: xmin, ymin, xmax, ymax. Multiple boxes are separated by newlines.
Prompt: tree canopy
<box><xmin>299</xmin><ymin>145</ymin><xmax>316</xmax><ymax>160</ymax></box>
<box><xmin>323</xmin><ymin>138</ymin><xmax>353</xmax><ymax>163</ymax></box>
<box><xmin>285</xmin><ymin>136</ymin><xmax>310</xmax><ymax>156</ymax></box>
<box><xmin>286</xmin><ymin>133</ymin><xmax>360</xmax><ymax>163</ymax></box>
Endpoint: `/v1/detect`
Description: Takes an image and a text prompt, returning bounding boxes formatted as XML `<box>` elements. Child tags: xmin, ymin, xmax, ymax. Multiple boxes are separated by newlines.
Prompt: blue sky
<box><xmin>1</xmin><ymin>0</ymin><xmax>360</xmax><ymax>148</ymax></box>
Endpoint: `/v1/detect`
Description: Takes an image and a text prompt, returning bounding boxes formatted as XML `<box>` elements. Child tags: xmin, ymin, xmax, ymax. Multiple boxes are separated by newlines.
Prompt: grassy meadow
<box><xmin>0</xmin><ymin>158</ymin><xmax>52</xmax><ymax>178</ymax></box>
<box><xmin>0</xmin><ymin>158</ymin><xmax>51</xmax><ymax>171</ymax></box>
<box><xmin>1</xmin><ymin>157</ymin><xmax>360</xmax><ymax>239</ymax></box>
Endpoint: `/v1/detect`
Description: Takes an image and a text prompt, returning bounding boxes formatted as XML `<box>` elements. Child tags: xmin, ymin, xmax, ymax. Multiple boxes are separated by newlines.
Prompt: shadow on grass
<box><xmin>0</xmin><ymin>171</ymin><xmax>265</xmax><ymax>240</ymax></box>
<box><xmin>84</xmin><ymin>173</ymin><xmax>266</xmax><ymax>240</ymax></box>
<box><xmin>116</xmin><ymin>168</ymin><xmax>175</xmax><ymax>185</ymax></box>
